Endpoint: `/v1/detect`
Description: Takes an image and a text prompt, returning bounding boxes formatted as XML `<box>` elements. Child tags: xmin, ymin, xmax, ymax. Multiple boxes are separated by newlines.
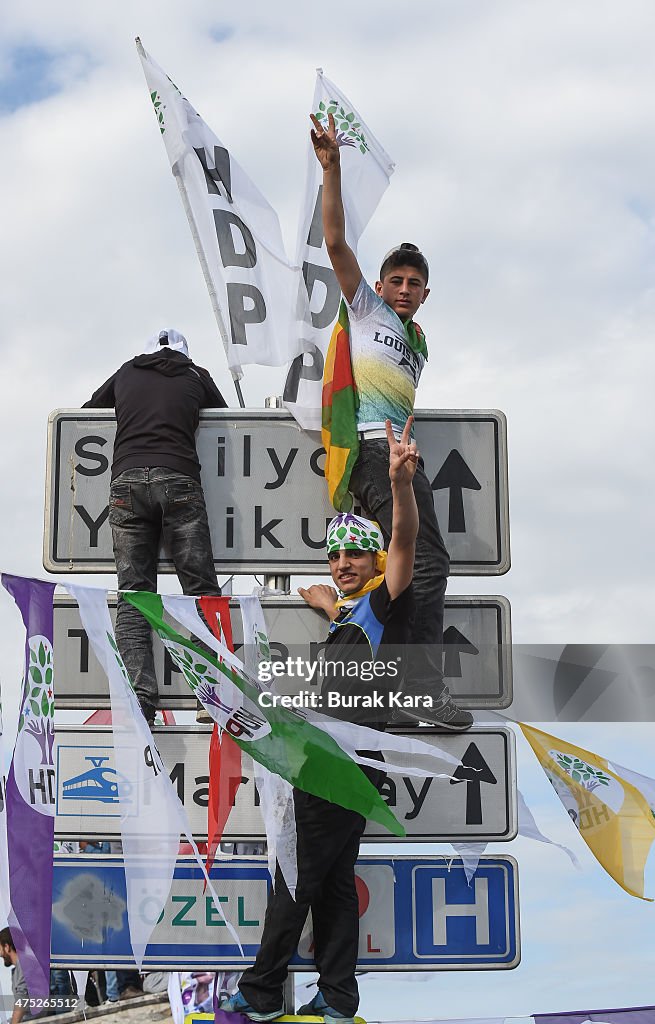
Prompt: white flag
<box><xmin>284</xmin><ymin>69</ymin><xmax>395</xmax><ymax>430</ymax></box>
<box><xmin>65</xmin><ymin>584</ymin><xmax>240</xmax><ymax>966</ymax></box>
<box><xmin>137</xmin><ymin>40</ymin><xmax>310</xmax><ymax>376</ymax></box>
<box><xmin>239</xmin><ymin>593</ymin><xmax>297</xmax><ymax>894</ymax></box>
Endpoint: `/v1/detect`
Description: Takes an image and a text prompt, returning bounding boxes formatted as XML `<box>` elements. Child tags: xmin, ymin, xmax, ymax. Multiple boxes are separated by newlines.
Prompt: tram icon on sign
<box><xmin>61</xmin><ymin>756</ymin><xmax>131</xmax><ymax>804</ymax></box>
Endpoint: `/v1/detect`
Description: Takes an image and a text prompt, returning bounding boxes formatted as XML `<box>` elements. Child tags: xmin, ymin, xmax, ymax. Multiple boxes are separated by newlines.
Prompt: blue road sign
<box><xmin>51</xmin><ymin>855</ymin><xmax>519</xmax><ymax>971</ymax></box>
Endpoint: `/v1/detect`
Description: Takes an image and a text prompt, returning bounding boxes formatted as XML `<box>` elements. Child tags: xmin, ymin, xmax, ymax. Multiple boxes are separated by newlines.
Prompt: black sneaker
<box><xmin>399</xmin><ymin>688</ymin><xmax>474</xmax><ymax>731</ymax></box>
<box><xmin>139</xmin><ymin>701</ymin><xmax>156</xmax><ymax>727</ymax></box>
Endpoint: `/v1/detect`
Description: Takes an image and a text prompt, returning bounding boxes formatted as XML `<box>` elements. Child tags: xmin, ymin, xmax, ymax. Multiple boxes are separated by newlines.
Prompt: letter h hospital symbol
<box><xmin>431</xmin><ymin>877</ymin><xmax>489</xmax><ymax>946</ymax></box>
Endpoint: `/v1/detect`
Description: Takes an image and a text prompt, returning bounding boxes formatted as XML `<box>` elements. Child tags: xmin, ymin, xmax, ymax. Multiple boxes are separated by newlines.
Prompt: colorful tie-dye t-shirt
<box><xmin>346</xmin><ymin>278</ymin><xmax>425</xmax><ymax>433</ymax></box>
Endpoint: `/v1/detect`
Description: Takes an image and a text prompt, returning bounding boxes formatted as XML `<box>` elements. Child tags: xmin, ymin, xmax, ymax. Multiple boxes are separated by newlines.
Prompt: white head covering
<box><xmin>326</xmin><ymin>513</ymin><xmax>385</xmax><ymax>553</ymax></box>
<box><xmin>142</xmin><ymin>328</ymin><xmax>189</xmax><ymax>357</ymax></box>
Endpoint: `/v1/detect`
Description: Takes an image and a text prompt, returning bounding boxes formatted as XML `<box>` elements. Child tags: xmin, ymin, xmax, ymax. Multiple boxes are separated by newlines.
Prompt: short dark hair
<box><xmin>0</xmin><ymin>927</ymin><xmax>15</xmax><ymax>950</ymax></box>
<box><xmin>379</xmin><ymin>242</ymin><xmax>429</xmax><ymax>284</ymax></box>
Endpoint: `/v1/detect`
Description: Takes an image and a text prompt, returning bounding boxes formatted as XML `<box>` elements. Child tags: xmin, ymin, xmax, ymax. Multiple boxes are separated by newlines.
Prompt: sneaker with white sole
<box><xmin>218</xmin><ymin>990</ymin><xmax>283</xmax><ymax>1021</ymax></box>
<box><xmin>399</xmin><ymin>687</ymin><xmax>474</xmax><ymax>731</ymax></box>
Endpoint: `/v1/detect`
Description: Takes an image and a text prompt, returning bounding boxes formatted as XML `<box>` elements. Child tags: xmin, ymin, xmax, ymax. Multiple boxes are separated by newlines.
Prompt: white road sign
<box><xmin>52</xmin><ymin>594</ymin><xmax>512</xmax><ymax>709</ymax></box>
<box><xmin>44</xmin><ymin>409</ymin><xmax>509</xmax><ymax>575</ymax></box>
<box><xmin>53</xmin><ymin>725</ymin><xmax>517</xmax><ymax>842</ymax></box>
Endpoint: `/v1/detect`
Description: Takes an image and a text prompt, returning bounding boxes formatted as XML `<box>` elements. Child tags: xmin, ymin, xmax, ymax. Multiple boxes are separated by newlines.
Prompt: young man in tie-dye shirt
<box><xmin>310</xmin><ymin>111</ymin><xmax>472</xmax><ymax>730</ymax></box>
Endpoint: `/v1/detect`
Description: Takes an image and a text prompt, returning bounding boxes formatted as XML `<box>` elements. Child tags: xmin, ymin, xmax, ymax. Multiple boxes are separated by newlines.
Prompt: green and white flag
<box><xmin>124</xmin><ymin>590</ymin><xmax>405</xmax><ymax>837</ymax></box>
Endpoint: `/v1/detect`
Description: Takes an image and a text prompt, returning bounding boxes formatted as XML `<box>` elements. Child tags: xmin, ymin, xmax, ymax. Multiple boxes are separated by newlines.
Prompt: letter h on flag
<box><xmin>1</xmin><ymin>575</ymin><xmax>57</xmax><ymax>998</ymax></box>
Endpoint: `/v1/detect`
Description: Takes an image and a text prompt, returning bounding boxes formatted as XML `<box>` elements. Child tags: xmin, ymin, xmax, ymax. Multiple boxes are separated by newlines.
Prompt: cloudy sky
<box><xmin>1</xmin><ymin>0</ymin><xmax>655</xmax><ymax>1018</ymax></box>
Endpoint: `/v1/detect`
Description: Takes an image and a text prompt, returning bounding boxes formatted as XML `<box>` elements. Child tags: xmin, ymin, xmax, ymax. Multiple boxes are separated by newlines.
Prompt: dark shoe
<box><xmin>400</xmin><ymin>688</ymin><xmax>474</xmax><ymax>731</ymax></box>
<box><xmin>118</xmin><ymin>987</ymin><xmax>143</xmax><ymax>1001</ymax></box>
<box><xmin>196</xmin><ymin>701</ymin><xmax>213</xmax><ymax>723</ymax></box>
<box><xmin>139</xmin><ymin>701</ymin><xmax>156</xmax><ymax>726</ymax></box>
<box><xmin>296</xmin><ymin>991</ymin><xmax>355</xmax><ymax>1024</ymax></box>
<box><xmin>218</xmin><ymin>990</ymin><xmax>283</xmax><ymax>1021</ymax></box>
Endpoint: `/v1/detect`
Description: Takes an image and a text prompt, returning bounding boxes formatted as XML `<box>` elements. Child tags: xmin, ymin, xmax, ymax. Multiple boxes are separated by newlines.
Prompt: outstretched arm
<box><xmin>384</xmin><ymin>417</ymin><xmax>419</xmax><ymax>600</ymax></box>
<box><xmin>310</xmin><ymin>112</ymin><xmax>362</xmax><ymax>304</ymax></box>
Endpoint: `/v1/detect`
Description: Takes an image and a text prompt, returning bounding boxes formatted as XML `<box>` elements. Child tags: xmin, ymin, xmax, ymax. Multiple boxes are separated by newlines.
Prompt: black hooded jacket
<box><xmin>84</xmin><ymin>350</ymin><xmax>227</xmax><ymax>481</ymax></box>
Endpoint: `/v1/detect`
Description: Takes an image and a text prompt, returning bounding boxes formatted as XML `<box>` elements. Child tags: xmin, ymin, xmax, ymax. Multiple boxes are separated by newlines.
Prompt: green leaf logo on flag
<box><xmin>150</xmin><ymin>90</ymin><xmax>166</xmax><ymax>134</ymax></box>
<box><xmin>315</xmin><ymin>99</ymin><xmax>369</xmax><ymax>154</ymax></box>
<box><xmin>19</xmin><ymin>635</ymin><xmax>55</xmax><ymax>766</ymax></box>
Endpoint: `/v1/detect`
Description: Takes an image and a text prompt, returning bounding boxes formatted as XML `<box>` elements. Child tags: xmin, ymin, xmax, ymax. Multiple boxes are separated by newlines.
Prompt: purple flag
<box><xmin>2</xmin><ymin>575</ymin><xmax>56</xmax><ymax>998</ymax></box>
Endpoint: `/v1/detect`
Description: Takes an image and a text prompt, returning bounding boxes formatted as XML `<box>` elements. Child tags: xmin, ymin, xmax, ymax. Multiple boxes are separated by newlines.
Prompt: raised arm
<box><xmin>310</xmin><ymin>112</ymin><xmax>362</xmax><ymax>304</ymax></box>
<box><xmin>384</xmin><ymin>417</ymin><xmax>419</xmax><ymax>600</ymax></box>
<box><xmin>82</xmin><ymin>372</ymin><xmax>117</xmax><ymax>408</ymax></box>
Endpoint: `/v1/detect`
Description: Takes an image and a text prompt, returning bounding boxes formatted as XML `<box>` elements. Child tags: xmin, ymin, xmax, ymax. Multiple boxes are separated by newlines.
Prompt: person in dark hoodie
<box><xmin>83</xmin><ymin>329</ymin><xmax>227</xmax><ymax>724</ymax></box>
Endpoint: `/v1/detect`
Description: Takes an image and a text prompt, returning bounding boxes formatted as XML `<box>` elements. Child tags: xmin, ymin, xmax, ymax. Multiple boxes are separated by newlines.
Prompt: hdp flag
<box><xmin>124</xmin><ymin>590</ymin><xmax>404</xmax><ymax>838</ymax></box>
<box><xmin>137</xmin><ymin>39</ymin><xmax>309</xmax><ymax>377</ymax></box>
<box><xmin>1</xmin><ymin>575</ymin><xmax>56</xmax><ymax>997</ymax></box>
<box><xmin>521</xmin><ymin>723</ymin><xmax>655</xmax><ymax>900</ymax></box>
<box><xmin>285</xmin><ymin>69</ymin><xmax>394</xmax><ymax>431</ymax></box>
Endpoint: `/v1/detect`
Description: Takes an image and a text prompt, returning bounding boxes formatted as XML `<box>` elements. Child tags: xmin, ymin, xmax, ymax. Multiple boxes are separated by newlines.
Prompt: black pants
<box><xmin>239</xmin><ymin>789</ymin><xmax>368</xmax><ymax>1017</ymax></box>
<box><xmin>349</xmin><ymin>439</ymin><xmax>450</xmax><ymax>694</ymax></box>
<box><xmin>109</xmin><ymin>467</ymin><xmax>220</xmax><ymax>708</ymax></box>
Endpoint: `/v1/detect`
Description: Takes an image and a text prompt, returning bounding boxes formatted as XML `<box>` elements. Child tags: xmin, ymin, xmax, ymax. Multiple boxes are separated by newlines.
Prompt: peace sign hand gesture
<box><xmin>310</xmin><ymin>111</ymin><xmax>340</xmax><ymax>170</ymax></box>
<box><xmin>387</xmin><ymin>417</ymin><xmax>419</xmax><ymax>487</ymax></box>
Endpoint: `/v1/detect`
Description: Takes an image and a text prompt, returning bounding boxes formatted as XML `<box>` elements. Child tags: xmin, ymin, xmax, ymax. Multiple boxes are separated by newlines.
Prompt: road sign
<box><xmin>50</xmin><ymin>854</ymin><xmax>519</xmax><ymax>970</ymax></box>
<box><xmin>44</xmin><ymin>409</ymin><xmax>509</xmax><ymax>575</ymax></box>
<box><xmin>53</xmin><ymin>726</ymin><xmax>517</xmax><ymax>842</ymax></box>
<box><xmin>52</xmin><ymin>593</ymin><xmax>512</xmax><ymax>710</ymax></box>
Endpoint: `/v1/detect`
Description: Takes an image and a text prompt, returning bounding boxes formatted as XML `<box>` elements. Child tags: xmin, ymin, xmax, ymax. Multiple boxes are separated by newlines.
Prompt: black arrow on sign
<box><xmin>443</xmin><ymin>626</ymin><xmax>479</xmax><ymax>678</ymax></box>
<box><xmin>450</xmin><ymin>742</ymin><xmax>497</xmax><ymax>825</ymax></box>
<box><xmin>431</xmin><ymin>450</ymin><xmax>481</xmax><ymax>533</ymax></box>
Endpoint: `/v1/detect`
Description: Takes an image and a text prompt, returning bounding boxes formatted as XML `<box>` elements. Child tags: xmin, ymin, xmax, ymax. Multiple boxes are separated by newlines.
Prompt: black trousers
<box><xmin>238</xmin><ymin>789</ymin><xmax>368</xmax><ymax>1017</ymax></box>
<box><xmin>109</xmin><ymin>467</ymin><xmax>220</xmax><ymax>708</ymax></box>
<box><xmin>349</xmin><ymin>439</ymin><xmax>450</xmax><ymax>694</ymax></box>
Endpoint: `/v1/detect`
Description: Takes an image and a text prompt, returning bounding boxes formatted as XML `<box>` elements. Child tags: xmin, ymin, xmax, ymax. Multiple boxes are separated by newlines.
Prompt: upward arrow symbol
<box><xmin>431</xmin><ymin>450</ymin><xmax>481</xmax><ymax>533</ymax></box>
<box><xmin>443</xmin><ymin>626</ymin><xmax>479</xmax><ymax>678</ymax></box>
<box><xmin>450</xmin><ymin>742</ymin><xmax>497</xmax><ymax>825</ymax></box>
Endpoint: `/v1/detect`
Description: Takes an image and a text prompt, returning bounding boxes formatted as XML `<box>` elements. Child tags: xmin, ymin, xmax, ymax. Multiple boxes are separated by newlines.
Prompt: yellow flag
<box><xmin>520</xmin><ymin>724</ymin><xmax>655</xmax><ymax>900</ymax></box>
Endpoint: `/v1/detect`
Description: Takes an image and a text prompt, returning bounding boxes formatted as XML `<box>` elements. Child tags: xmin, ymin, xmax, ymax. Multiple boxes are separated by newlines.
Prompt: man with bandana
<box><xmin>221</xmin><ymin>417</ymin><xmax>418</xmax><ymax>1024</ymax></box>
<box><xmin>310</xmin><ymin>111</ymin><xmax>472</xmax><ymax>730</ymax></box>
<box><xmin>83</xmin><ymin>329</ymin><xmax>227</xmax><ymax>724</ymax></box>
